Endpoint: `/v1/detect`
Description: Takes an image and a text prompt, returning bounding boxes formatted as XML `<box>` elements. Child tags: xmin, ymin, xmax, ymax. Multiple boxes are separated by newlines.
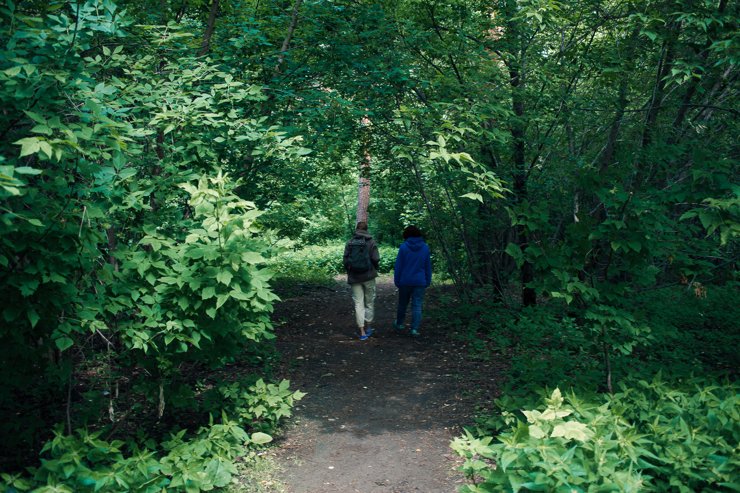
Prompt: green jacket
<box><xmin>343</xmin><ymin>229</ymin><xmax>380</xmax><ymax>284</ymax></box>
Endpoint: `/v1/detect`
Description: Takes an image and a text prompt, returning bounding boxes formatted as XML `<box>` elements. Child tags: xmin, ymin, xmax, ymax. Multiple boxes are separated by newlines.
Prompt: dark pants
<box><xmin>396</xmin><ymin>286</ymin><xmax>426</xmax><ymax>331</ymax></box>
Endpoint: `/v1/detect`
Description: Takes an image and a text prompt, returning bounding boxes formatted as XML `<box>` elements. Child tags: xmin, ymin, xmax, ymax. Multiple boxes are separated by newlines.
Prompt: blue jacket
<box><xmin>394</xmin><ymin>237</ymin><xmax>432</xmax><ymax>287</ymax></box>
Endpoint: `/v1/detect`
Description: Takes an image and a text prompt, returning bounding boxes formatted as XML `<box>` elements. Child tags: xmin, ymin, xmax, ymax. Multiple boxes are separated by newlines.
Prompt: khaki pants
<box><xmin>351</xmin><ymin>279</ymin><xmax>376</xmax><ymax>329</ymax></box>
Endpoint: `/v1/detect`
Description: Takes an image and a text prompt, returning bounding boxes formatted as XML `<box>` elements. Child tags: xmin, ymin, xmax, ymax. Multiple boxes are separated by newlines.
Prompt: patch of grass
<box><xmin>229</xmin><ymin>451</ymin><xmax>287</xmax><ymax>493</ymax></box>
<box><xmin>268</xmin><ymin>243</ymin><xmax>396</xmax><ymax>285</ymax></box>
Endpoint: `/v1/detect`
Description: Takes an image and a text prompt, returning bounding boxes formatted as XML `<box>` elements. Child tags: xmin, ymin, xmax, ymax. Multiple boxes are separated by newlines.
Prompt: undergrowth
<box><xmin>268</xmin><ymin>243</ymin><xmax>396</xmax><ymax>285</ymax></box>
<box><xmin>443</xmin><ymin>283</ymin><xmax>740</xmax><ymax>492</ymax></box>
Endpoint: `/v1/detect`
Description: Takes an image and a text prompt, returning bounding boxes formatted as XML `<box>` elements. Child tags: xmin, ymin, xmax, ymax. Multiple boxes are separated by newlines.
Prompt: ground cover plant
<box><xmin>452</xmin><ymin>381</ymin><xmax>739</xmax><ymax>493</ymax></box>
<box><xmin>447</xmin><ymin>285</ymin><xmax>739</xmax><ymax>491</ymax></box>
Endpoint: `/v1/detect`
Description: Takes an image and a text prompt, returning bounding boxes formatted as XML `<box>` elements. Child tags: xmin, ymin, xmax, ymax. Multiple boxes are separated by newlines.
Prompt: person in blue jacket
<box><xmin>393</xmin><ymin>225</ymin><xmax>432</xmax><ymax>337</ymax></box>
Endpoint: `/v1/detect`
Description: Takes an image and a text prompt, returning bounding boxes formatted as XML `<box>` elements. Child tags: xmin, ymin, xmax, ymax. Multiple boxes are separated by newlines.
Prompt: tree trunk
<box><xmin>355</xmin><ymin>117</ymin><xmax>371</xmax><ymax>225</ymax></box>
<box><xmin>598</xmin><ymin>27</ymin><xmax>640</xmax><ymax>173</ymax></box>
<box><xmin>275</xmin><ymin>0</ymin><xmax>303</xmax><ymax>74</ymax></box>
<box><xmin>510</xmin><ymin>64</ymin><xmax>536</xmax><ymax>306</ymax></box>
<box><xmin>356</xmin><ymin>151</ymin><xmax>370</xmax><ymax>225</ymax></box>
<box><xmin>198</xmin><ymin>0</ymin><xmax>219</xmax><ymax>56</ymax></box>
<box><xmin>476</xmin><ymin>143</ymin><xmax>504</xmax><ymax>298</ymax></box>
<box><xmin>641</xmin><ymin>22</ymin><xmax>680</xmax><ymax>151</ymax></box>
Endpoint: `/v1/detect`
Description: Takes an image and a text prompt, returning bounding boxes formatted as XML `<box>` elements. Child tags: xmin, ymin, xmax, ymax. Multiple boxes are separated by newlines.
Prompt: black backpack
<box><xmin>347</xmin><ymin>236</ymin><xmax>372</xmax><ymax>272</ymax></box>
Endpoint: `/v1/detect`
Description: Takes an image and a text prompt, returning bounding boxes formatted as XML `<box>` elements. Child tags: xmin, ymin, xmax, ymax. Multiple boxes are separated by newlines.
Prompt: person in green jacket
<box><xmin>343</xmin><ymin>222</ymin><xmax>380</xmax><ymax>340</ymax></box>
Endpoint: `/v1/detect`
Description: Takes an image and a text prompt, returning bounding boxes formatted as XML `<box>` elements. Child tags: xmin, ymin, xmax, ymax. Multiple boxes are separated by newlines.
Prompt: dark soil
<box><xmin>269</xmin><ymin>276</ymin><xmax>504</xmax><ymax>493</ymax></box>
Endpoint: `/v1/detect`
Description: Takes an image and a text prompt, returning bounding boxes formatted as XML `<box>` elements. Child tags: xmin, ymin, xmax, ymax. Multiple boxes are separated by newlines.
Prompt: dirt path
<box><xmin>269</xmin><ymin>276</ymin><xmax>499</xmax><ymax>493</ymax></box>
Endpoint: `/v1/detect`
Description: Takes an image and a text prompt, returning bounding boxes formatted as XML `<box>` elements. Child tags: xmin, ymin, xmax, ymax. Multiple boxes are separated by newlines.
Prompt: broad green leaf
<box><xmin>551</xmin><ymin>421</ymin><xmax>592</xmax><ymax>442</ymax></box>
<box><xmin>529</xmin><ymin>424</ymin><xmax>547</xmax><ymax>439</ymax></box>
<box><xmin>460</xmin><ymin>192</ymin><xmax>483</xmax><ymax>203</ymax></box>
<box><xmin>242</xmin><ymin>252</ymin><xmax>265</xmax><ymax>264</ymax></box>
<box><xmin>201</xmin><ymin>286</ymin><xmax>216</xmax><ymax>299</ymax></box>
<box><xmin>27</xmin><ymin>309</ymin><xmax>40</xmax><ymax>328</ymax></box>
<box><xmin>14</xmin><ymin>137</ymin><xmax>40</xmax><ymax>157</ymax></box>
<box><xmin>215</xmin><ymin>293</ymin><xmax>229</xmax><ymax>309</ymax></box>
<box><xmin>55</xmin><ymin>336</ymin><xmax>74</xmax><ymax>351</ymax></box>
<box><xmin>14</xmin><ymin>166</ymin><xmax>42</xmax><ymax>175</ymax></box>
<box><xmin>216</xmin><ymin>270</ymin><xmax>233</xmax><ymax>286</ymax></box>
<box><xmin>250</xmin><ymin>432</ymin><xmax>272</xmax><ymax>445</ymax></box>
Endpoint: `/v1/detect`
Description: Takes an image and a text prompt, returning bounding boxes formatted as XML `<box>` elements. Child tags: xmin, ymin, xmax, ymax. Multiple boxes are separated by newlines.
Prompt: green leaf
<box><xmin>38</xmin><ymin>141</ymin><xmax>52</xmax><ymax>158</ymax></box>
<box><xmin>460</xmin><ymin>192</ymin><xmax>484</xmax><ymax>203</ymax></box>
<box><xmin>31</xmin><ymin>124</ymin><xmax>53</xmax><ymax>136</ymax></box>
<box><xmin>216</xmin><ymin>270</ymin><xmax>233</xmax><ymax>286</ymax></box>
<box><xmin>529</xmin><ymin>424</ymin><xmax>547</xmax><ymax>439</ymax></box>
<box><xmin>55</xmin><ymin>336</ymin><xmax>74</xmax><ymax>351</ymax></box>
<box><xmin>250</xmin><ymin>432</ymin><xmax>272</xmax><ymax>445</ymax></box>
<box><xmin>550</xmin><ymin>421</ymin><xmax>592</xmax><ymax>442</ymax></box>
<box><xmin>242</xmin><ymin>252</ymin><xmax>265</xmax><ymax>264</ymax></box>
<box><xmin>499</xmin><ymin>450</ymin><xmax>516</xmax><ymax>471</ymax></box>
<box><xmin>14</xmin><ymin>137</ymin><xmax>40</xmax><ymax>157</ymax></box>
<box><xmin>23</xmin><ymin>110</ymin><xmax>46</xmax><ymax>124</ymax></box>
<box><xmin>27</xmin><ymin>309</ymin><xmax>40</xmax><ymax>328</ymax></box>
<box><xmin>505</xmin><ymin>243</ymin><xmax>524</xmax><ymax>268</ymax></box>
<box><xmin>546</xmin><ymin>388</ymin><xmax>564</xmax><ymax>408</ymax></box>
<box><xmin>14</xmin><ymin>166</ymin><xmax>42</xmax><ymax>175</ymax></box>
<box><xmin>216</xmin><ymin>293</ymin><xmax>229</xmax><ymax>309</ymax></box>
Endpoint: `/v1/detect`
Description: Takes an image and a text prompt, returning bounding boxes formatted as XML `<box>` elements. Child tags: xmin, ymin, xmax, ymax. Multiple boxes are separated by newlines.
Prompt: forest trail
<box><xmin>269</xmin><ymin>276</ymin><xmax>498</xmax><ymax>493</ymax></box>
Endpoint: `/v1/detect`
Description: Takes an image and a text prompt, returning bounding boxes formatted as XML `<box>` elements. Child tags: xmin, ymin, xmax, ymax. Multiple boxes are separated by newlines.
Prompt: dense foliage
<box><xmin>0</xmin><ymin>0</ymin><xmax>305</xmax><ymax>487</ymax></box>
<box><xmin>453</xmin><ymin>382</ymin><xmax>739</xmax><ymax>492</ymax></box>
<box><xmin>0</xmin><ymin>0</ymin><xmax>737</xmax><ymax>490</ymax></box>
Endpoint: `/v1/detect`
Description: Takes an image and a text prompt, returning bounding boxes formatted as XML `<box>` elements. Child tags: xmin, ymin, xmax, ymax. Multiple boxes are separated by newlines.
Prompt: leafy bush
<box><xmin>441</xmin><ymin>302</ymin><xmax>606</xmax><ymax>394</ymax></box>
<box><xmin>453</xmin><ymin>379</ymin><xmax>740</xmax><ymax>493</ymax></box>
<box><xmin>1</xmin><ymin>375</ymin><xmax>304</xmax><ymax>493</ymax></box>
<box><xmin>631</xmin><ymin>283</ymin><xmax>740</xmax><ymax>375</ymax></box>
<box><xmin>0</xmin><ymin>0</ymin><xmax>298</xmax><ymax>463</ymax></box>
<box><xmin>0</xmin><ymin>416</ymin><xmax>273</xmax><ymax>493</ymax></box>
<box><xmin>212</xmin><ymin>379</ymin><xmax>305</xmax><ymax>434</ymax></box>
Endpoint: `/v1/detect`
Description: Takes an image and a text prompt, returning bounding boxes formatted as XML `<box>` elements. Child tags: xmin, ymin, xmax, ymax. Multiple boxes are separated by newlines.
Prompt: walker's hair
<box><xmin>356</xmin><ymin>221</ymin><xmax>368</xmax><ymax>231</ymax></box>
<box><xmin>402</xmin><ymin>225</ymin><xmax>423</xmax><ymax>239</ymax></box>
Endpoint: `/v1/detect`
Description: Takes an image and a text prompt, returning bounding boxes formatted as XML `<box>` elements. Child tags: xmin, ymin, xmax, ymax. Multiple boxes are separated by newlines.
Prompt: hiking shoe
<box><xmin>365</xmin><ymin>328</ymin><xmax>375</xmax><ymax>337</ymax></box>
<box><xmin>359</xmin><ymin>333</ymin><xmax>370</xmax><ymax>341</ymax></box>
<box><xmin>393</xmin><ymin>322</ymin><xmax>405</xmax><ymax>331</ymax></box>
<box><xmin>410</xmin><ymin>329</ymin><xmax>420</xmax><ymax>337</ymax></box>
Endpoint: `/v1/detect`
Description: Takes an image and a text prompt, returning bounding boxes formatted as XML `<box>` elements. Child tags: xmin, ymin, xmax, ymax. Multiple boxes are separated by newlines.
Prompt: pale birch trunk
<box><xmin>355</xmin><ymin>117</ymin><xmax>371</xmax><ymax>225</ymax></box>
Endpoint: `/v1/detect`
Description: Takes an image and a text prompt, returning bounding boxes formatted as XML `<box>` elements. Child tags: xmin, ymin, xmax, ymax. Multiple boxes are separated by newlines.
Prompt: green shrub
<box><xmin>443</xmin><ymin>303</ymin><xmax>605</xmax><ymax>394</ymax></box>
<box><xmin>1</xmin><ymin>375</ymin><xmax>302</xmax><ymax>493</ymax></box>
<box><xmin>214</xmin><ymin>379</ymin><xmax>305</xmax><ymax>434</ymax></box>
<box><xmin>452</xmin><ymin>378</ymin><xmax>740</xmax><ymax>493</ymax></box>
<box><xmin>0</xmin><ymin>417</ymin><xmax>270</xmax><ymax>493</ymax></box>
<box><xmin>631</xmin><ymin>283</ymin><xmax>740</xmax><ymax>375</ymax></box>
